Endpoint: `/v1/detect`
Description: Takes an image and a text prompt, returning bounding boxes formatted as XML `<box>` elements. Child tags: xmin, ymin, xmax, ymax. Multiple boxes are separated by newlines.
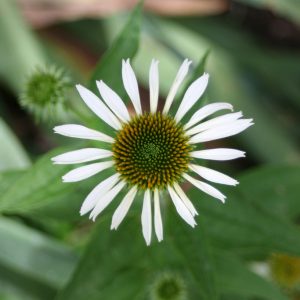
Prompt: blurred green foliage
<box><xmin>0</xmin><ymin>0</ymin><xmax>300</xmax><ymax>300</ymax></box>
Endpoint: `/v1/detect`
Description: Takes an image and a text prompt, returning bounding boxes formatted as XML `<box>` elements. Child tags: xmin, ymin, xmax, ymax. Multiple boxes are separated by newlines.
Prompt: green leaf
<box><xmin>238</xmin><ymin>165</ymin><xmax>300</xmax><ymax>222</ymax></box>
<box><xmin>168</xmin><ymin>211</ymin><xmax>218</xmax><ymax>300</ymax></box>
<box><xmin>215</xmin><ymin>253</ymin><xmax>288</xmax><ymax>300</ymax></box>
<box><xmin>57</xmin><ymin>201</ymin><xmax>218</xmax><ymax>300</ymax></box>
<box><xmin>0</xmin><ymin>263</ymin><xmax>55</xmax><ymax>300</ymax></box>
<box><xmin>187</xmin><ymin>173</ymin><xmax>300</xmax><ymax>259</ymax></box>
<box><xmin>89</xmin><ymin>2</ymin><xmax>142</xmax><ymax>96</ymax></box>
<box><xmin>0</xmin><ymin>171</ymin><xmax>26</xmax><ymax>195</ymax></box>
<box><xmin>0</xmin><ymin>217</ymin><xmax>77</xmax><ymax>289</ymax></box>
<box><xmin>0</xmin><ymin>148</ymin><xmax>100</xmax><ymax>221</ymax></box>
<box><xmin>0</xmin><ymin>119</ymin><xmax>31</xmax><ymax>171</ymax></box>
<box><xmin>0</xmin><ymin>0</ymin><xmax>45</xmax><ymax>92</ymax></box>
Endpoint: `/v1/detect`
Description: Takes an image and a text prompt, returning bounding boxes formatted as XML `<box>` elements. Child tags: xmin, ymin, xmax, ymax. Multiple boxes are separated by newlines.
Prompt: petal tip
<box><xmin>62</xmin><ymin>175</ymin><xmax>70</xmax><ymax>182</ymax></box>
<box><xmin>53</xmin><ymin>126</ymin><xmax>60</xmax><ymax>133</ymax></box>
<box><xmin>75</xmin><ymin>84</ymin><xmax>82</xmax><ymax>90</ymax></box>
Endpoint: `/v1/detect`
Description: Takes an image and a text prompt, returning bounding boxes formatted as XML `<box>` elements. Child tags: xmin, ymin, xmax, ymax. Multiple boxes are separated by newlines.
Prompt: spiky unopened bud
<box><xmin>20</xmin><ymin>65</ymin><xmax>70</xmax><ymax>121</ymax></box>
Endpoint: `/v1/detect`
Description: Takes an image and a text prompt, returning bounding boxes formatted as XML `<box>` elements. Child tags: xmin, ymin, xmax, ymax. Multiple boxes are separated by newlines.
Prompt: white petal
<box><xmin>187</xmin><ymin>111</ymin><xmax>243</xmax><ymax>136</ymax></box>
<box><xmin>175</xmin><ymin>73</ymin><xmax>209</xmax><ymax>123</ymax></box>
<box><xmin>168</xmin><ymin>186</ymin><xmax>196</xmax><ymax>227</ymax></box>
<box><xmin>90</xmin><ymin>180</ymin><xmax>126</xmax><ymax>221</ymax></box>
<box><xmin>122</xmin><ymin>59</ymin><xmax>142</xmax><ymax>115</ymax></box>
<box><xmin>190</xmin><ymin>119</ymin><xmax>254</xmax><ymax>144</ymax></box>
<box><xmin>183</xmin><ymin>173</ymin><xmax>226</xmax><ymax>203</ymax></box>
<box><xmin>184</xmin><ymin>102</ymin><xmax>233</xmax><ymax>130</ymax></box>
<box><xmin>149</xmin><ymin>59</ymin><xmax>159</xmax><ymax>113</ymax></box>
<box><xmin>62</xmin><ymin>161</ymin><xmax>113</xmax><ymax>182</ymax></box>
<box><xmin>96</xmin><ymin>80</ymin><xmax>130</xmax><ymax>123</ymax></box>
<box><xmin>54</xmin><ymin>124</ymin><xmax>114</xmax><ymax>143</ymax></box>
<box><xmin>111</xmin><ymin>186</ymin><xmax>137</xmax><ymax>230</ymax></box>
<box><xmin>76</xmin><ymin>84</ymin><xmax>121</xmax><ymax>130</ymax></box>
<box><xmin>154</xmin><ymin>189</ymin><xmax>163</xmax><ymax>242</ymax></box>
<box><xmin>189</xmin><ymin>164</ymin><xmax>238</xmax><ymax>186</ymax></box>
<box><xmin>190</xmin><ymin>148</ymin><xmax>246</xmax><ymax>161</ymax></box>
<box><xmin>52</xmin><ymin>148</ymin><xmax>112</xmax><ymax>165</ymax></box>
<box><xmin>162</xmin><ymin>59</ymin><xmax>192</xmax><ymax>115</ymax></box>
<box><xmin>80</xmin><ymin>173</ymin><xmax>119</xmax><ymax>215</ymax></box>
<box><xmin>173</xmin><ymin>183</ymin><xmax>198</xmax><ymax>216</ymax></box>
<box><xmin>141</xmin><ymin>190</ymin><xmax>152</xmax><ymax>246</ymax></box>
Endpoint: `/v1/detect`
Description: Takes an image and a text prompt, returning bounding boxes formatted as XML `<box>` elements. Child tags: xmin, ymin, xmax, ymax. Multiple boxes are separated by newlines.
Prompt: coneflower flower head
<box><xmin>52</xmin><ymin>58</ymin><xmax>253</xmax><ymax>245</ymax></box>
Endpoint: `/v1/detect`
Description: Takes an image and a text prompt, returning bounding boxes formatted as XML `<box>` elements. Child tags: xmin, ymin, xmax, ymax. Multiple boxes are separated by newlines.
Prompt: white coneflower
<box><xmin>52</xmin><ymin>59</ymin><xmax>253</xmax><ymax>245</ymax></box>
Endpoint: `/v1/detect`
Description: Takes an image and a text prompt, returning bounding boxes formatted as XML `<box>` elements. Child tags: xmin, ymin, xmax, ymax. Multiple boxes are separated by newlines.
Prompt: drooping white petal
<box><xmin>90</xmin><ymin>180</ymin><xmax>126</xmax><ymax>221</ymax></box>
<box><xmin>76</xmin><ymin>84</ymin><xmax>121</xmax><ymax>130</ymax></box>
<box><xmin>62</xmin><ymin>161</ymin><xmax>113</xmax><ymax>183</ymax></box>
<box><xmin>111</xmin><ymin>186</ymin><xmax>137</xmax><ymax>230</ymax></box>
<box><xmin>141</xmin><ymin>190</ymin><xmax>152</xmax><ymax>246</ymax></box>
<box><xmin>80</xmin><ymin>173</ymin><xmax>119</xmax><ymax>215</ymax></box>
<box><xmin>184</xmin><ymin>102</ymin><xmax>233</xmax><ymax>130</ymax></box>
<box><xmin>52</xmin><ymin>148</ymin><xmax>112</xmax><ymax>165</ymax></box>
<box><xmin>122</xmin><ymin>59</ymin><xmax>142</xmax><ymax>115</ymax></box>
<box><xmin>54</xmin><ymin>124</ymin><xmax>114</xmax><ymax>143</ymax></box>
<box><xmin>175</xmin><ymin>73</ymin><xmax>209</xmax><ymax>123</ymax></box>
<box><xmin>183</xmin><ymin>173</ymin><xmax>226</xmax><ymax>203</ymax></box>
<box><xmin>190</xmin><ymin>119</ymin><xmax>254</xmax><ymax>144</ymax></box>
<box><xmin>149</xmin><ymin>59</ymin><xmax>159</xmax><ymax>113</ymax></box>
<box><xmin>187</xmin><ymin>111</ymin><xmax>243</xmax><ymax>136</ymax></box>
<box><xmin>173</xmin><ymin>183</ymin><xmax>198</xmax><ymax>216</ymax></box>
<box><xmin>162</xmin><ymin>59</ymin><xmax>192</xmax><ymax>115</ymax></box>
<box><xmin>190</xmin><ymin>148</ymin><xmax>246</xmax><ymax>161</ymax></box>
<box><xmin>96</xmin><ymin>80</ymin><xmax>130</xmax><ymax>123</ymax></box>
<box><xmin>189</xmin><ymin>164</ymin><xmax>238</xmax><ymax>186</ymax></box>
<box><xmin>154</xmin><ymin>189</ymin><xmax>163</xmax><ymax>242</ymax></box>
<box><xmin>168</xmin><ymin>186</ymin><xmax>196</xmax><ymax>227</ymax></box>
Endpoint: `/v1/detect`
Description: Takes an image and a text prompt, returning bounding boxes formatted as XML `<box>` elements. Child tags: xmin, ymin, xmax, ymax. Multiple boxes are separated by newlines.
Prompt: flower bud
<box><xmin>20</xmin><ymin>65</ymin><xmax>70</xmax><ymax>121</ymax></box>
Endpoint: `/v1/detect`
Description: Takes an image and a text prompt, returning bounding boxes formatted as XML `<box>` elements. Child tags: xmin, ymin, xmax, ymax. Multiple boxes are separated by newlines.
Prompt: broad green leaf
<box><xmin>0</xmin><ymin>0</ymin><xmax>45</xmax><ymax>92</ymax></box>
<box><xmin>215</xmin><ymin>253</ymin><xmax>288</xmax><ymax>300</ymax></box>
<box><xmin>57</xmin><ymin>201</ymin><xmax>218</xmax><ymax>300</ymax></box>
<box><xmin>0</xmin><ymin>148</ymin><xmax>101</xmax><ymax>221</ymax></box>
<box><xmin>238</xmin><ymin>165</ymin><xmax>300</xmax><ymax>222</ymax></box>
<box><xmin>187</xmin><ymin>179</ymin><xmax>300</xmax><ymax>259</ymax></box>
<box><xmin>167</xmin><ymin>210</ymin><xmax>218</xmax><ymax>300</ymax></box>
<box><xmin>89</xmin><ymin>2</ymin><xmax>142</xmax><ymax>96</ymax></box>
<box><xmin>0</xmin><ymin>217</ymin><xmax>77</xmax><ymax>289</ymax></box>
<box><xmin>0</xmin><ymin>171</ymin><xmax>26</xmax><ymax>195</ymax></box>
<box><xmin>56</xmin><ymin>212</ymin><xmax>147</xmax><ymax>300</ymax></box>
<box><xmin>0</xmin><ymin>119</ymin><xmax>31</xmax><ymax>171</ymax></box>
<box><xmin>0</xmin><ymin>263</ymin><xmax>55</xmax><ymax>300</ymax></box>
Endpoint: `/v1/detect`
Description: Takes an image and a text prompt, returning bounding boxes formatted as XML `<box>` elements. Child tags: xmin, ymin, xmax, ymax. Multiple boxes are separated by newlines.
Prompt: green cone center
<box><xmin>112</xmin><ymin>112</ymin><xmax>191</xmax><ymax>190</ymax></box>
